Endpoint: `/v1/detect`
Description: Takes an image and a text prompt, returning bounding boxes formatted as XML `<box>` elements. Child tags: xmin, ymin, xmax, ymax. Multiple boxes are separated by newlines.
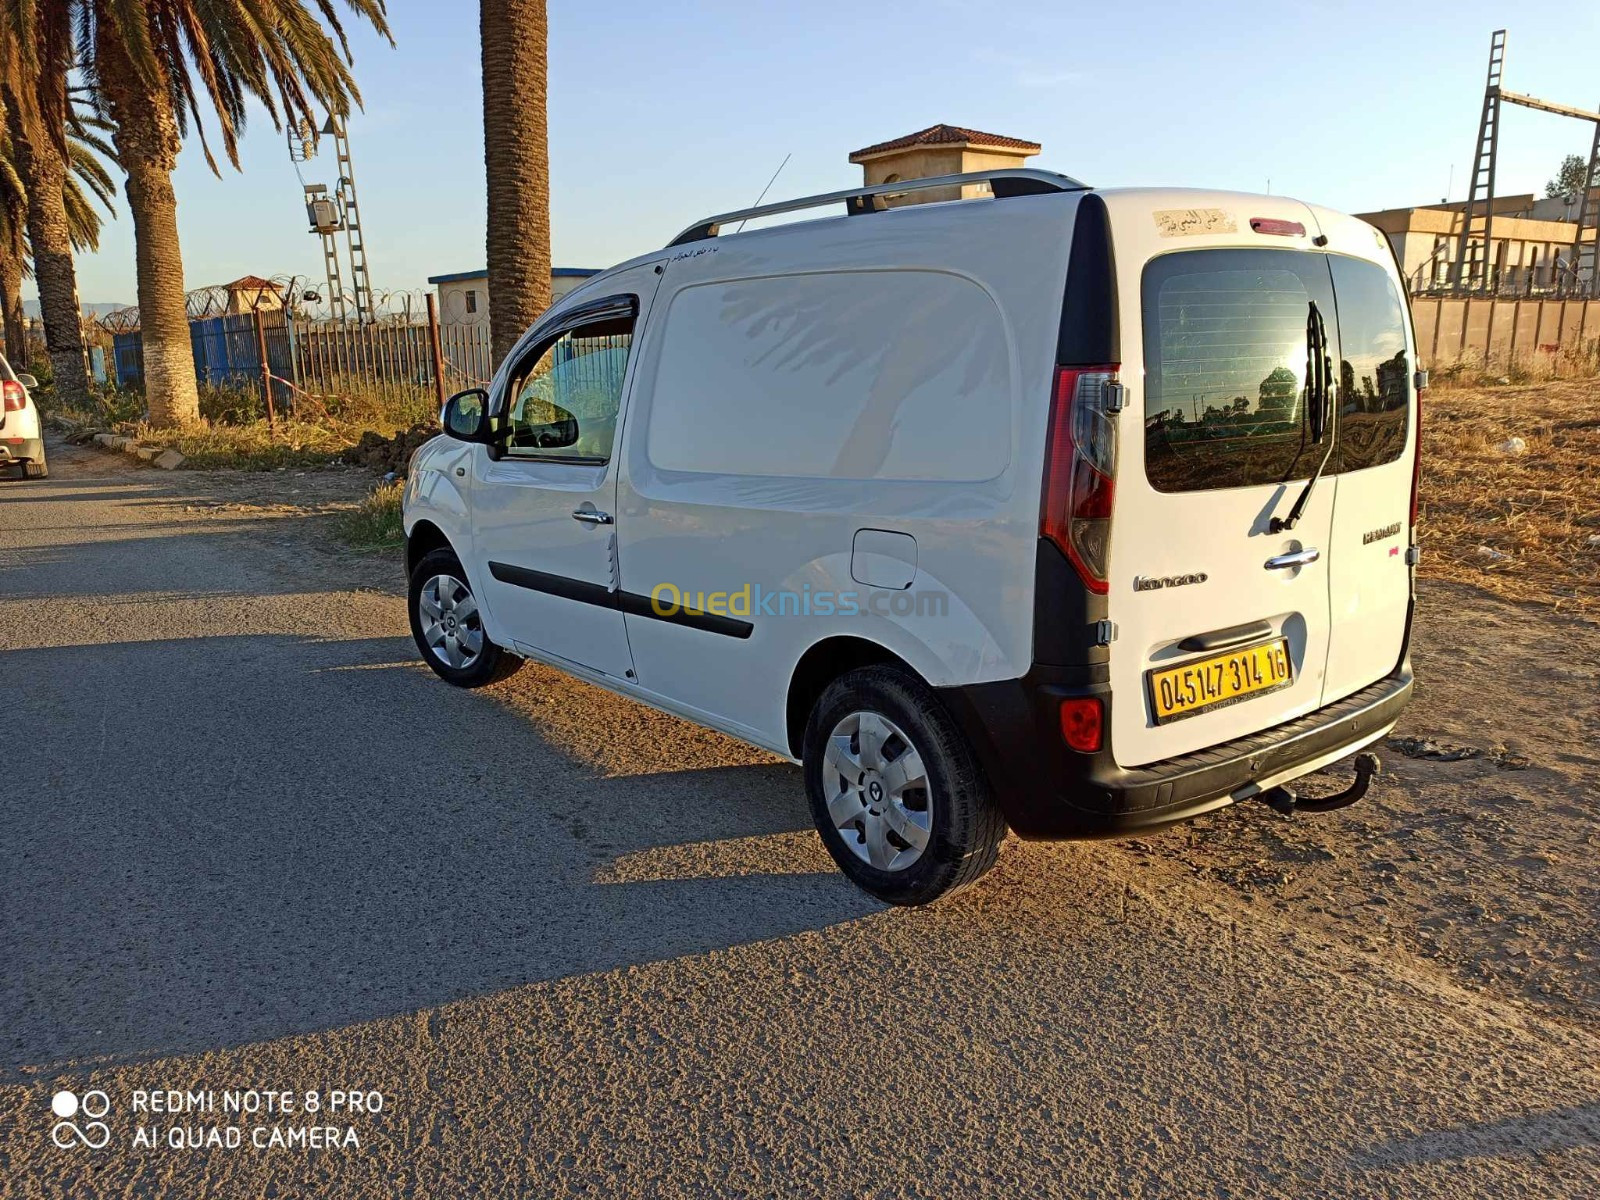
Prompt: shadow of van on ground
<box><xmin>0</xmin><ymin>623</ymin><xmax>881</xmax><ymax>1080</ymax></box>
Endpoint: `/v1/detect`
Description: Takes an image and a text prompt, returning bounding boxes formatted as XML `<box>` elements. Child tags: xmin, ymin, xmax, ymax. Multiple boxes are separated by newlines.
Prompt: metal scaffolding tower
<box><xmin>288</xmin><ymin>115</ymin><xmax>378</xmax><ymax>323</ymax></box>
<box><xmin>326</xmin><ymin>116</ymin><xmax>376</xmax><ymax>323</ymax></box>
<box><xmin>304</xmin><ymin>184</ymin><xmax>350</xmax><ymax>322</ymax></box>
<box><xmin>1451</xmin><ymin>29</ymin><xmax>1600</xmax><ymax>296</ymax></box>
<box><xmin>1451</xmin><ymin>30</ymin><xmax>1504</xmax><ymax>291</ymax></box>
<box><xmin>1573</xmin><ymin>122</ymin><xmax>1600</xmax><ymax>290</ymax></box>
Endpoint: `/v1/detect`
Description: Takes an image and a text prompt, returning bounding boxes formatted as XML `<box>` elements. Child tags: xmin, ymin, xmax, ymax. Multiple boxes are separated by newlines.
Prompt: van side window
<box><xmin>1142</xmin><ymin>249</ymin><xmax>1337</xmax><ymax>493</ymax></box>
<box><xmin>644</xmin><ymin>272</ymin><xmax>1010</xmax><ymax>482</ymax></box>
<box><xmin>1328</xmin><ymin>257</ymin><xmax>1409</xmax><ymax>474</ymax></box>
<box><xmin>504</xmin><ymin>312</ymin><xmax>634</xmax><ymax>463</ymax></box>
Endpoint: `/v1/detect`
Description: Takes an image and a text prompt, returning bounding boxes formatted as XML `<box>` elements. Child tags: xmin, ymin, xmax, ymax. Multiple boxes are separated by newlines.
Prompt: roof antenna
<box><xmin>736</xmin><ymin>153</ymin><xmax>792</xmax><ymax>232</ymax></box>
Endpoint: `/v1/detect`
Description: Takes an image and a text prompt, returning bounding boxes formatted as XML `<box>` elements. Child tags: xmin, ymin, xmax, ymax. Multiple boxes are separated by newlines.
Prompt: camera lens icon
<box><xmin>50</xmin><ymin>1089</ymin><xmax>111</xmax><ymax>1149</ymax></box>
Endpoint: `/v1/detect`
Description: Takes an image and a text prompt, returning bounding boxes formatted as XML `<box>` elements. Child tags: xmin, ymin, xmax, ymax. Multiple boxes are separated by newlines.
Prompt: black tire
<box><xmin>803</xmin><ymin>664</ymin><xmax>1005</xmax><ymax>905</ymax></box>
<box><xmin>407</xmin><ymin>547</ymin><xmax>522</xmax><ymax>688</ymax></box>
<box><xmin>20</xmin><ymin>456</ymin><xmax>47</xmax><ymax>479</ymax></box>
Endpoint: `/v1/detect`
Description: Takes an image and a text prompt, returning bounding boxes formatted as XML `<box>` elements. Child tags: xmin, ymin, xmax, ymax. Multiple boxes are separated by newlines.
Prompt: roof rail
<box><xmin>667</xmin><ymin>168</ymin><xmax>1090</xmax><ymax>247</ymax></box>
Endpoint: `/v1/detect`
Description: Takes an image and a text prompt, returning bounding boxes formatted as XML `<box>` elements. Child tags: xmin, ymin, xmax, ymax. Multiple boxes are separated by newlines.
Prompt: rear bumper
<box><xmin>0</xmin><ymin>436</ymin><xmax>43</xmax><ymax>464</ymax></box>
<box><xmin>938</xmin><ymin>660</ymin><xmax>1413</xmax><ymax>839</ymax></box>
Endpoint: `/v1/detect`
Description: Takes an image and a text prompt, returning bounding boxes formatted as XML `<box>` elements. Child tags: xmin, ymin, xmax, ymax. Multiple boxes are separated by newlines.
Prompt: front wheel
<box><xmin>803</xmin><ymin>664</ymin><xmax>1005</xmax><ymax>905</ymax></box>
<box><xmin>407</xmin><ymin>547</ymin><xmax>522</xmax><ymax>687</ymax></box>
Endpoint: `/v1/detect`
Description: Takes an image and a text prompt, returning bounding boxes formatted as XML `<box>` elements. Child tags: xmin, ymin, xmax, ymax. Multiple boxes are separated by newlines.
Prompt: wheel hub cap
<box><xmin>821</xmin><ymin>711</ymin><xmax>932</xmax><ymax>873</ymax></box>
<box><xmin>418</xmin><ymin>574</ymin><xmax>484</xmax><ymax>670</ymax></box>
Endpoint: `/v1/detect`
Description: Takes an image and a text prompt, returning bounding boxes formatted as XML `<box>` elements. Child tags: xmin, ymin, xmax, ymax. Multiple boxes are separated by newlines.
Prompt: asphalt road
<box><xmin>2</xmin><ymin>436</ymin><xmax>1597</xmax><ymax>1198</ymax></box>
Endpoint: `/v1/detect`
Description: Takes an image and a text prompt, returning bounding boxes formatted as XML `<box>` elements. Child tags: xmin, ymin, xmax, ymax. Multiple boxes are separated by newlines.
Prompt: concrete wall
<box><xmin>436</xmin><ymin>278</ymin><xmax>489</xmax><ymax>328</ymax></box>
<box><xmin>1411</xmin><ymin>295</ymin><xmax>1600</xmax><ymax>369</ymax></box>
<box><xmin>858</xmin><ymin>147</ymin><xmax>966</xmax><ymax>205</ymax></box>
<box><xmin>434</xmin><ymin>273</ymin><xmax>592</xmax><ymax>329</ymax></box>
<box><xmin>857</xmin><ymin>147</ymin><xmax>1035</xmax><ymax>206</ymax></box>
<box><xmin>1363</xmin><ymin>207</ymin><xmax>1589</xmax><ymax>293</ymax></box>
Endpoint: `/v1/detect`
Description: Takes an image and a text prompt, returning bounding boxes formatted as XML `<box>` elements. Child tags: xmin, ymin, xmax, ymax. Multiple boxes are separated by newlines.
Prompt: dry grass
<box><xmin>1419</xmin><ymin>378</ymin><xmax>1600</xmax><ymax>615</ymax></box>
<box><xmin>336</xmin><ymin>480</ymin><xmax>406</xmax><ymax>550</ymax></box>
<box><xmin>129</xmin><ymin>381</ymin><xmax>437</xmax><ymax>470</ymax></box>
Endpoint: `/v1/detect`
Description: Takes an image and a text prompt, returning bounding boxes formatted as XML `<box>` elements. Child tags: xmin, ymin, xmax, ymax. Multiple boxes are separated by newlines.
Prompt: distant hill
<box><xmin>22</xmin><ymin>300</ymin><xmax>131</xmax><ymax>318</ymax></box>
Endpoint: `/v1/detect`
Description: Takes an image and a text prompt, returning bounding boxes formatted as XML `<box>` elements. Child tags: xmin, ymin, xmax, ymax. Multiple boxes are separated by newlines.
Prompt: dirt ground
<box><xmin>47</xmin><ymin>404</ymin><xmax>1600</xmax><ymax>1029</ymax></box>
<box><xmin>5</xmin><ymin>417</ymin><xmax>1596</xmax><ymax>1197</ymax></box>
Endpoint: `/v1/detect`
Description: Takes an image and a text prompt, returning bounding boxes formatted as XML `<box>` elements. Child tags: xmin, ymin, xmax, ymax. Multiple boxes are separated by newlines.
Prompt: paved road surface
<box><xmin>2</xmin><ymin>437</ymin><xmax>1597</xmax><ymax>1197</ymax></box>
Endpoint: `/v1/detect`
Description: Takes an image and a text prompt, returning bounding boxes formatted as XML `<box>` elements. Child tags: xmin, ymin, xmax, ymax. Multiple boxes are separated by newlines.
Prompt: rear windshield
<box><xmin>1141</xmin><ymin>248</ymin><xmax>1410</xmax><ymax>493</ymax></box>
<box><xmin>1328</xmin><ymin>255</ymin><xmax>1410</xmax><ymax>473</ymax></box>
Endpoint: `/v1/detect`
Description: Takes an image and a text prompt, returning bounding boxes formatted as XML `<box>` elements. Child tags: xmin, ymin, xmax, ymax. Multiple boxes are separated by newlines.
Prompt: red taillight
<box><xmin>1</xmin><ymin>380</ymin><xmax>24</xmax><ymax>412</ymax></box>
<box><xmin>1060</xmin><ymin>697</ymin><xmax>1104</xmax><ymax>753</ymax></box>
<box><xmin>1041</xmin><ymin>365</ymin><xmax>1119</xmax><ymax>594</ymax></box>
<box><xmin>1249</xmin><ymin>217</ymin><xmax>1306</xmax><ymax>237</ymax></box>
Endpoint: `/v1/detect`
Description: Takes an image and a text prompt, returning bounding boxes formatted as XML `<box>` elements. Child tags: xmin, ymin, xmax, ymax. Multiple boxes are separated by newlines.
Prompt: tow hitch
<box><xmin>1259</xmin><ymin>752</ymin><xmax>1381</xmax><ymax>816</ymax></box>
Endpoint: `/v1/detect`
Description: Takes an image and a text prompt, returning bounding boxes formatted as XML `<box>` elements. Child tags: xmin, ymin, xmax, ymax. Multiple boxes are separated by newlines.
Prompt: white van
<box><xmin>0</xmin><ymin>354</ymin><xmax>46</xmax><ymax>479</ymax></box>
<box><xmin>403</xmin><ymin>170</ymin><xmax>1419</xmax><ymax>905</ymax></box>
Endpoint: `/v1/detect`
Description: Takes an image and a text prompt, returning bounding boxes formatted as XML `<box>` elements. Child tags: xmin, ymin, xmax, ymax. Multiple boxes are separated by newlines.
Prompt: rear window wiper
<box><xmin>1271</xmin><ymin>301</ymin><xmax>1335</xmax><ymax>534</ymax></box>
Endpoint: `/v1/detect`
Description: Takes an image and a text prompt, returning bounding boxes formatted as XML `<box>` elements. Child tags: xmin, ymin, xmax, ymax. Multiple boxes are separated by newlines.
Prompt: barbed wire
<box><xmin>95</xmin><ymin>277</ymin><xmax>436</xmax><ymax>332</ymax></box>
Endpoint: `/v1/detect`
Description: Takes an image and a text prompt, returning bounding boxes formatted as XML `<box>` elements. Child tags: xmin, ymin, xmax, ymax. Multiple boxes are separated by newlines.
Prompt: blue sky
<box><xmin>55</xmin><ymin>0</ymin><xmax>1600</xmax><ymax>307</ymax></box>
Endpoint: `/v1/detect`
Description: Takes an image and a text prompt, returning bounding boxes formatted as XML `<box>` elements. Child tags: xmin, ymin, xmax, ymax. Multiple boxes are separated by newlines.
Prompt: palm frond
<box><xmin>85</xmin><ymin>0</ymin><xmax>392</xmax><ymax>175</ymax></box>
<box><xmin>61</xmin><ymin>171</ymin><xmax>101</xmax><ymax>251</ymax></box>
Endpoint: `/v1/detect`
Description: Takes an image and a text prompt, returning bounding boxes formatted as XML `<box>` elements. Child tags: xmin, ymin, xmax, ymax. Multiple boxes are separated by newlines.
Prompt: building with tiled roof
<box><xmin>849</xmin><ymin>124</ymin><xmax>1042</xmax><ymax>207</ymax></box>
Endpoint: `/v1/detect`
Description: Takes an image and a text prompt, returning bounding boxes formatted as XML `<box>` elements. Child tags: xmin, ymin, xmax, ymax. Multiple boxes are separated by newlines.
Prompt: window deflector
<box><xmin>491</xmin><ymin>294</ymin><xmax>639</xmax><ymax>464</ymax></box>
<box><xmin>492</xmin><ymin>294</ymin><xmax>639</xmax><ymax>420</ymax></box>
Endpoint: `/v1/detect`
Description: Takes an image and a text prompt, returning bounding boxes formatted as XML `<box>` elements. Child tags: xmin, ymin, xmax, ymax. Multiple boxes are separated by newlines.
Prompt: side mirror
<box><xmin>15</xmin><ymin>373</ymin><xmax>38</xmax><ymax>390</ymax></box>
<box><xmin>441</xmin><ymin>388</ymin><xmax>491</xmax><ymax>443</ymax></box>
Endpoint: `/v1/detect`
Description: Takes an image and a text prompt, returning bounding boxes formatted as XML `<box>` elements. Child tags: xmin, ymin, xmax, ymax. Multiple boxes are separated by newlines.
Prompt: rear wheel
<box><xmin>20</xmin><ymin>453</ymin><xmax>46</xmax><ymax>479</ymax></box>
<box><xmin>408</xmin><ymin>547</ymin><xmax>521</xmax><ymax>687</ymax></box>
<box><xmin>803</xmin><ymin>664</ymin><xmax>1005</xmax><ymax>905</ymax></box>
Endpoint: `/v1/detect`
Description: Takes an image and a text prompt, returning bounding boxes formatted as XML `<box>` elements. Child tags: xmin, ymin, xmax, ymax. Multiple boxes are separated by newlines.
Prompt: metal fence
<box><xmin>110</xmin><ymin>300</ymin><xmax>497</xmax><ymax>415</ymax></box>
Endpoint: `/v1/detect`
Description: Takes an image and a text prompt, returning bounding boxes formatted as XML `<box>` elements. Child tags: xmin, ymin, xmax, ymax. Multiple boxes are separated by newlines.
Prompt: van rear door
<box><xmin>1320</xmin><ymin>244</ymin><xmax>1417</xmax><ymax>704</ymax></box>
<box><xmin>1110</xmin><ymin>242</ymin><xmax>1340</xmax><ymax>767</ymax></box>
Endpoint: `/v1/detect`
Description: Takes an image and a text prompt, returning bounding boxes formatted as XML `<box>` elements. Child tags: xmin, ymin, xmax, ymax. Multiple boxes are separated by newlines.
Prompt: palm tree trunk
<box><xmin>480</xmin><ymin>0</ymin><xmax>552</xmax><ymax>367</ymax></box>
<box><xmin>2</xmin><ymin>94</ymin><xmax>91</xmax><ymax>407</ymax></box>
<box><xmin>95</xmin><ymin>24</ymin><xmax>200</xmax><ymax>428</ymax></box>
<box><xmin>0</xmin><ymin>238</ymin><xmax>24</xmax><ymax>367</ymax></box>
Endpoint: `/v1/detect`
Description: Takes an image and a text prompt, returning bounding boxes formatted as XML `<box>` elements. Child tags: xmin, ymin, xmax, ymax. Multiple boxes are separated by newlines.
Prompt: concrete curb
<box><xmin>45</xmin><ymin>415</ymin><xmax>187</xmax><ymax>470</ymax></box>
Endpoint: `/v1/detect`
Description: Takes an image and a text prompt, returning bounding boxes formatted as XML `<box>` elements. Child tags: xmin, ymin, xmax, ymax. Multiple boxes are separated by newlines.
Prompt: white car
<box><xmin>0</xmin><ymin>353</ymin><xmax>46</xmax><ymax>479</ymax></box>
<box><xmin>404</xmin><ymin>170</ymin><xmax>1419</xmax><ymax>904</ymax></box>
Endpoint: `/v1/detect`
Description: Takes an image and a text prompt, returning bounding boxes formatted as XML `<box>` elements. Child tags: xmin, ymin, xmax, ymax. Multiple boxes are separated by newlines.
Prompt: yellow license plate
<box><xmin>1148</xmin><ymin>638</ymin><xmax>1293</xmax><ymax>724</ymax></box>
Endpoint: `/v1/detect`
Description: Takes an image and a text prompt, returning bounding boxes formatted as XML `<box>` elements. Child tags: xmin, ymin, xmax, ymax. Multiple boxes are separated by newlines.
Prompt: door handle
<box><xmin>1264</xmin><ymin>548</ymin><xmax>1320</xmax><ymax>570</ymax></box>
<box><xmin>1179</xmin><ymin>619</ymin><xmax>1275</xmax><ymax>653</ymax></box>
<box><xmin>571</xmin><ymin>509</ymin><xmax>613</xmax><ymax>525</ymax></box>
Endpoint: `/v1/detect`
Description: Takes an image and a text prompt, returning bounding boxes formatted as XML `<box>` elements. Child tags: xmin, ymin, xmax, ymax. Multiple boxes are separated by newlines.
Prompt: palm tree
<box><xmin>481</xmin><ymin>0</ymin><xmax>551</xmax><ymax>366</ymax></box>
<box><xmin>0</xmin><ymin>15</ymin><xmax>93</xmax><ymax>407</ymax></box>
<box><xmin>22</xmin><ymin>0</ymin><xmax>392</xmax><ymax>427</ymax></box>
<box><xmin>0</xmin><ymin>118</ymin><xmax>26</xmax><ymax>366</ymax></box>
<box><xmin>0</xmin><ymin>100</ymin><xmax>116</xmax><ymax>367</ymax></box>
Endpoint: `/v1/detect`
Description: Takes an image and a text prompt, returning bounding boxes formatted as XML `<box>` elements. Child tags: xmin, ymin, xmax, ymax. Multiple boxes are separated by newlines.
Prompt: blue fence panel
<box><xmin>112</xmin><ymin>332</ymin><xmax>144</xmax><ymax>388</ymax></box>
<box><xmin>189</xmin><ymin>314</ymin><xmax>265</xmax><ymax>388</ymax></box>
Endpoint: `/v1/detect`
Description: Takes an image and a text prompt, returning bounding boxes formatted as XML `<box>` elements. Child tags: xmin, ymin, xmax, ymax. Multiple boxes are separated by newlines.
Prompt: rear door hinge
<box><xmin>1104</xmin><ymin>382</ymin><xmax>1127</xmax><ymax>413</ymax></box>
<box><xmin>1093</xmin><ymin>619</ymin><xmax>1118</xmax><ymax>646</ymax></box>
<box><xmin>1404</xmin><ymin>544</ymin><xmax>1421</xmax><ymax>566</ymax></box>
